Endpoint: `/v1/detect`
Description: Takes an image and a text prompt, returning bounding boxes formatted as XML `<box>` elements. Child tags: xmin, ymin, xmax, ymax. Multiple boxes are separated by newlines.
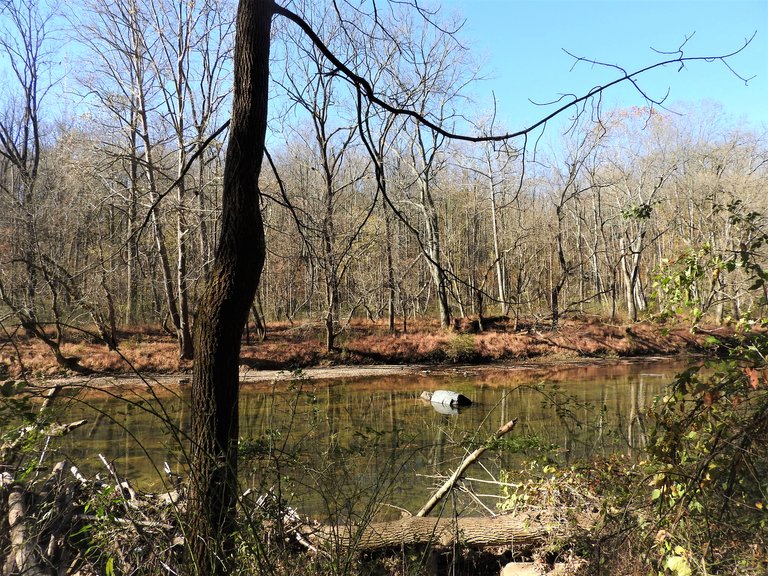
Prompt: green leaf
<box><xmin>106</xmin><ymin>557</ymin><xmax>115</xmax><ymax>576</ymax></box>
<box><xmin>665</xmin><ymin>555</ymin><xmax>692</xmax><ymax>576</ymax></box>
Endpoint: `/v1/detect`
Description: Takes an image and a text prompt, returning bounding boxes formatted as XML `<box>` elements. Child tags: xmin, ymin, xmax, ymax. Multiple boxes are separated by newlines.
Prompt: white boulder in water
<box><xmin>420</xmin><ymin>390</ymin><xmax>472</xmax><ymax>407</ymax></box>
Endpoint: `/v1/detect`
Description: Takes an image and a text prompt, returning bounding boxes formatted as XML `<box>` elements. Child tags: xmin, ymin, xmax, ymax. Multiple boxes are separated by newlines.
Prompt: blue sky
<box><xmin>2</xmin><ymin>0</ymin><xmax>764</xmax><ymax>136</ymax></box>
<box><xmin>437</xmin><ymin>0</ymin><xmax>768</xmax><ymax>131</ymax></box>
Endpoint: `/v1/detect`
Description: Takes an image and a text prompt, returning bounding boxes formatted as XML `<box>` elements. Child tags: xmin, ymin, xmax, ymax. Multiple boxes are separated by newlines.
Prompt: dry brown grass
<box><xmin>0</xmin><ymin>316</ymin><xmax>726</xmax><ymax>378</ymax></box>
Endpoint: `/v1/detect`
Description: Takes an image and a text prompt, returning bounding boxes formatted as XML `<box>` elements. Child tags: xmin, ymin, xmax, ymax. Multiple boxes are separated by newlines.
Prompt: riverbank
<box><xmin>2</xmin><ymin>318</ymin><xmax>760</xmax><ymax>575</ymax></box>
<box><xmin>0</xmin><ymin>316</ymin><xmax>731</xmax><ymax>379</ymax></box>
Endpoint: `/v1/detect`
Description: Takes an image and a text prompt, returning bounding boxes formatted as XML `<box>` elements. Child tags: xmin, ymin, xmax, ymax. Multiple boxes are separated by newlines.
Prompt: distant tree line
<box><xmin>1</xmin><ymin>0</ymin><xmax>766</xmax><ymax>364</ymax></box>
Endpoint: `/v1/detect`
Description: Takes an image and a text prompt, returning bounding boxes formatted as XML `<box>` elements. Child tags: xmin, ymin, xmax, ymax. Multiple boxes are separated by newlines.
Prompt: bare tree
<box><xmin>274</xmin><ymin>4</ymin><xmax>372</xmax><ymax>350</ymax></box>
<box><xmin>0</xmin><ymin>0</ymin><xmax>49</xmax><ymax>321</ymax></box>
<box><xmin>389</xmin><ymin>12</ymin><xmax>476</xmax><ymax>327</ymax></box>
<box><xmin>0</xmin><ymin>0</ymin><xmax>96</xmax><ymax>370</ymax></box>
<box><xmin>74</xmin><ymin>0</ymin><xmax>181</xmax><ymax>335</ymax></box>
<box><xmin>545</xmin><ymin>118</ymin><xmax>607</xmax><ymax>327</ymax></box>
<box><xmin>144</xmin><ymin>0</ymin><xmax>235</xmax><ymax>358</ymax></box>
<box><xmin>604</xmin><ymin>110</ymin><xmax>677</xmax><ymax>321</ymax></box>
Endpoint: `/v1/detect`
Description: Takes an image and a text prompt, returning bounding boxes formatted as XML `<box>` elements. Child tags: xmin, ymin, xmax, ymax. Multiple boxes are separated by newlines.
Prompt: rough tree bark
<box><xmin>187</xmin><ymin>0</ymin><xmax>271</xmax><ymax>574</ymax></box>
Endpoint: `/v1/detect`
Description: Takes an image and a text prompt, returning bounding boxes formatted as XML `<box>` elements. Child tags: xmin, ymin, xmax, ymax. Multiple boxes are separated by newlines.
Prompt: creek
<box><xmin>54</xmin><ymin>358</ymin><xmax>690</xmax><ymax>521</ymax></box>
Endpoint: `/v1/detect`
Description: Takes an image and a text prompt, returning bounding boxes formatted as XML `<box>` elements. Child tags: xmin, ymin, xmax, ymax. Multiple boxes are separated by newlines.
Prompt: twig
<box><xmin>98</xmin><ymin>453</ymin><xmax>137</xmax><ymax>508</ymax></box>
<box><xmin>456</xmin><ymin>481</ymin><xmax>498</xmax><ymax>516</ymax></box>
<box><xmin>252</xmin><ymin>489</ymin><xmax>324</xmax><ymax>555</ymax></box>
<box><xmin>75</xmin><ymin>514</ymin><xmax>174</xmax><ymax>531</ymax></box>
<box><xmin>462</xmin><ymin>476</ymin><xmax>519</xmax><ymax>488</ymax></box>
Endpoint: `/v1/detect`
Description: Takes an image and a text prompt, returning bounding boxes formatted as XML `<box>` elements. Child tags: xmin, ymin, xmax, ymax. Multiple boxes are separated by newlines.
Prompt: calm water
<box><xmin>54</xmin><ymin>359</ymin><xmax>689</xmax><ymax>520</ymax></box>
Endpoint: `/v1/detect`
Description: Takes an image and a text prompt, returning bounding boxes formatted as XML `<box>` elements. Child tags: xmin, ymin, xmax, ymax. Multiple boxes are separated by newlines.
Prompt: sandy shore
<box><xmin>33</xmin><ymin>355</ymin><xmax>690</xmax><ymax>396</ymax></box>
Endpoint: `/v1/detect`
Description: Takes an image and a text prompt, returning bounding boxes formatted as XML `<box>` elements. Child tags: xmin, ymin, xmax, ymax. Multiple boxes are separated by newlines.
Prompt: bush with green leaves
<box><xmin>643</xmin><ymin>345</ymin><xmax>768</xmax><ymax>575</ymax></box>
<box><xmin>653</xmin><ymin>200</ymin><xmax>768</xmax><ymax>328</ymax></box>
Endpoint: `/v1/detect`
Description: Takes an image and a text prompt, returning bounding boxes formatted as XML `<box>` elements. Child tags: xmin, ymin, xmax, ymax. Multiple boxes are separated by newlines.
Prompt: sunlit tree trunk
<box><xmin>172</xmin><ymin>6</ymin><xmax>194</xmax><ymax>359</ymax></box>
<box><xmin>490</xmin><ymin>181</ymin><xmax>508</xmax><ymax>316</ymax></box>
<box><xmin>384</xmin><ymin>208</ymin><xmax>397</xmax><ymax>333</ymax></box>
<box><xmin>125</xmin><ymin>113</ymin><xmax>140</xmax><ymax>324</ymax></box>
<box><xmin>420</xmin><ymin>176</ymin><xmax>451</xmax><ymax>328</ymax></box>
<box><xmin>125</xmin><ymin>1</ymin><xmax>184</xmax><ymax>343</ymax></box>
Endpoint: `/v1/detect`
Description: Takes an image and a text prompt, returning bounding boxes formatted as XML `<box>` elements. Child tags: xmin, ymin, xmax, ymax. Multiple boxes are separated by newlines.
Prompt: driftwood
<box><xmin>1</xmin><ymin>459</ymin><xmax>184</xmax><ymax>576</ymax></box>
<box><xmin>250</xmin><ymin>489</ymin><xmax>324</xmax><ymax>555</ymax></box>
<box><xmin>0</xmin><ymin>419</ymin><xmax>86</xmax><ymax>466</ymax></box>
<box><xmin>417</xmin><ymin>418</ymin><xmax>517</xmax><ymax>517</ymax></box>
<box><xmin>306</xmin><ymin>416</ymin><xmax>596</xmax><ymax>554</ymax></box>
<box><xmin>41</xmin><ymin>385</ymin><xmax>62</xmax><ymax>410</ymax></box>
<box><xmin>4</xmin><ymin>484</ymin><xmax>47</xmax><ymax>576</ymax></box>
<box><xmin>311</xmin><ymin>512</ymin><xmax>561</xmax><ymax>551</ymax></box>
<box><xmin>2</xmin><ymin>461</ymin><xmax>84</xmax><ymax>576</ymax></box>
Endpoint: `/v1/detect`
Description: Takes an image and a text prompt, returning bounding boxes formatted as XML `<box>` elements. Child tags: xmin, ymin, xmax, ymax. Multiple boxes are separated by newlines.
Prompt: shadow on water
<box><xmin>55</xmin><ymin>359</ymin><xmax>688</xmax><ymax>520</ymax></box>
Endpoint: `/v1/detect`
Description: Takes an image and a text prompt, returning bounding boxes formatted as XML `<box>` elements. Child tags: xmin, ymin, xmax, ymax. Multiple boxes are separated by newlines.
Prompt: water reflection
<box><xmin>56</xmin><ymin>360</ymin><xmax>687</xmax><ymax>519</ymax></box>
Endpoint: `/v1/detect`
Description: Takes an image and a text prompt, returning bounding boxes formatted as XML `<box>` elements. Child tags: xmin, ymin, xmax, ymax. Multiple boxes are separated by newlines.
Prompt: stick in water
<box><xmin>416</xmin><ymin>418</ymin><xmax>517</xmax><ymax>517</ymax></box>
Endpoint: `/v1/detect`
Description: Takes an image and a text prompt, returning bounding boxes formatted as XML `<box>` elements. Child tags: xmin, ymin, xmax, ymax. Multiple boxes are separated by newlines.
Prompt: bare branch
<box><xmin>275</xmin><ymin>1</ymin><xmax>756</xmax><ymax>144</ymax></box>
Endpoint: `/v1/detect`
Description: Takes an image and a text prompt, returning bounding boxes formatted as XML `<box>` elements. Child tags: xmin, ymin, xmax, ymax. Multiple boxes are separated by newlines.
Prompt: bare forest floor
<box><xmin>0</xmin><ymin>315</ymin><xmax>735</xmax><ymax>380</ymax></box>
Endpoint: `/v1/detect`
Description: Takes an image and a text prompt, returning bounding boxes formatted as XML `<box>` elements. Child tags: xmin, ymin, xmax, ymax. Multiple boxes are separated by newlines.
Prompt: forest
<box><xmin>0</xmin><ymin>0</ymin><xmax>766</xmax><ymax>363</ymax></box>
<box><xmin>2</xmin><ymin>0</ymin><xmax>768</xmax><ymax>575</ymax></box>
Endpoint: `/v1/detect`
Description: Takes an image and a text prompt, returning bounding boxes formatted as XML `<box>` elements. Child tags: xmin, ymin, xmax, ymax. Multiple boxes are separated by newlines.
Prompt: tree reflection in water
<box><xmin>57</xmin><ymin>359</ymin><xmax>687</xmax><ymax>520</ymax></box>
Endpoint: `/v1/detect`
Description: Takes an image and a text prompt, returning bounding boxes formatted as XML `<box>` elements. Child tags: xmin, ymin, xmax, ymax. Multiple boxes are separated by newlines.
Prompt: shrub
<box><xmin>445</xmin><ymin>333</ymin><xmax>475</xmax><ymax>363</ymax></box>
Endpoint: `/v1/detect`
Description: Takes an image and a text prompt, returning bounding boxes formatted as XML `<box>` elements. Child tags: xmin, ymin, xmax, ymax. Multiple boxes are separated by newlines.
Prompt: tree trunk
<box><xmin>176</xmin><ymin>153</ymin><xmax>194</xmax><ymax>360</ymax></box>
<box><xmin>551</xmin><ymin>285</ymin><xmax>560</xmax><ymax>329</ymax></box>
<box><xmin>551</xmin><ymin>206</ymin><xmax>569</xmax><ymax>329</ymax></box>
<box><xmin>125</xmin><ymin>119</ymin><xmax>140</xmax><ymax>325</ymax></box>
<box><xmin>620</xmin><ymin>237</ymin><xmax>640</xmax><ymax>322</ymax></box>
<box><xmin>252</xmin><ymin>292</ymin><xmax>267</xmax><ymax>342</ymax></box>
<box><xmin>129</xmin><ymin>11</ymin><xmax>184</xmax><ymax>340</ymax></box>
<box><xmin>489</xmin><ymin>177</ymin><xmax>508</xmax><ymax>316</ymax></box>
<box><xmin>187</xmin><ymin>0</ymin><xmax>271</xmax><ymax>574</ymax></box>
<box><xmin>422</xmin><ymin>181</ymin><xmax>451</xmax><ymax>329</ymax></box>
<box><xmin>384</xmin><ymin>208</ymin><xmax>396</xmax><ymax>334</ymax></box>
<box><xmin>197</xmin><ymin>148</ymin><xmax>212</xmax><ymax>278</ymax></box>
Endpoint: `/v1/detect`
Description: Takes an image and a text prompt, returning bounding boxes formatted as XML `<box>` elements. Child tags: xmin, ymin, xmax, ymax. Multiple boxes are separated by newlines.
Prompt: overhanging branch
<box><xmin>274</xmin><ymin>2</ymin><xmax>756</xmax><ymax>144</ymax></box>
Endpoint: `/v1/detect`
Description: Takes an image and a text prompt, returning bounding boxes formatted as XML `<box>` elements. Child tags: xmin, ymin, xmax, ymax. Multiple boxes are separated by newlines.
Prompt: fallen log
<box><xmin>309</xmin><ymin>511</ymin><xmax>589</xmax><ymax>551</ymax></box>
<box><xmin>4</xmin><ymin>484</ymin><xmax>47</xmax><ymax>576</ymax></box>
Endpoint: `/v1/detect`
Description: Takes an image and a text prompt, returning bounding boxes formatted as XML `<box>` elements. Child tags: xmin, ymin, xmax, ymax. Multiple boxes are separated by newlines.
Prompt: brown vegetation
<box><xmin>0</xmin><ymin>317</ymin><xmax>726</xmax><ymax>379</ymax></box>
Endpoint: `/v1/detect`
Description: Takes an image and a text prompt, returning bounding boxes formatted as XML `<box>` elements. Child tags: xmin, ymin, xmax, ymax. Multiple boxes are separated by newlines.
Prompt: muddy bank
<box><xmin>1</xmin><ymin>317</ymin><xmax>729</xmax><ymax>382</ymax></box>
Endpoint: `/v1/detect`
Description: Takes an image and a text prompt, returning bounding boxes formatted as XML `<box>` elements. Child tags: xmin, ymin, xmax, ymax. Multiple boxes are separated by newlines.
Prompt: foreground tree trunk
<box><xmin>187</xmin><ymin>0</ymin><xmax>271</xmax><ymax>574</ymax></box>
